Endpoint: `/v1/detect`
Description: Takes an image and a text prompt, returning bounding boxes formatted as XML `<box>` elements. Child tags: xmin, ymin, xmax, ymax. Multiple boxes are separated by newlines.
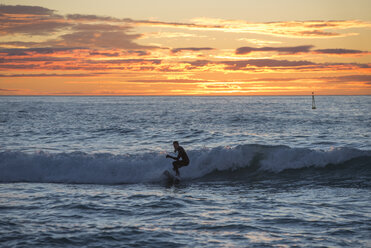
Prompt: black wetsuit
<box><xmin>173</xmin><ymin>146</ymin><xmax>189</xmax><ymax>168</ymax></box>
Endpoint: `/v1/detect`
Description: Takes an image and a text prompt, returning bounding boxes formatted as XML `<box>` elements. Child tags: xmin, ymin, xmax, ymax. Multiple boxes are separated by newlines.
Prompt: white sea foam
<box><xmin>1</xmin><ymin>145</ymin><xmax>369</xmax><ymax>184</ymax></box>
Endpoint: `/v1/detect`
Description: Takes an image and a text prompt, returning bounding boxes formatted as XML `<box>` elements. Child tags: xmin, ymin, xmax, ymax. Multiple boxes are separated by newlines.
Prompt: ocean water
<box><xmin>0</xmin><ymin>96</ymin><xmax>370</xmax><ymax>247</ymax></box>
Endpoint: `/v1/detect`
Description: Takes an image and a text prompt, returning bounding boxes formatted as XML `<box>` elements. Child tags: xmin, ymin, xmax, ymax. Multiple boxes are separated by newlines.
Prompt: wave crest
<box><xmin>0</xmin><ymin>145</ymin><xmax>370</xmax><ymax>184</ymax></box>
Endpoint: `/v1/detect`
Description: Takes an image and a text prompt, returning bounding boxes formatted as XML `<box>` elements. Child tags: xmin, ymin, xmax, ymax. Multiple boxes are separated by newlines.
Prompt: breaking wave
<box><xmin>0</xmin><ymin>144</ymin><xmax>370</xmax><ymax>184</ymax></box>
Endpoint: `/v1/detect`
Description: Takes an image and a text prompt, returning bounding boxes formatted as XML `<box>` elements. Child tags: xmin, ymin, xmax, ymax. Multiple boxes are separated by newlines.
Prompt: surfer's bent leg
<box><xmin>172</xmin><ymin>161</ymin><xmax>189</xmax><ymax>176</ymax></box>
<box><xmin>172</xmin><ymin>161</ymin><xmax>180</xmax><ymax>176</ymax></box>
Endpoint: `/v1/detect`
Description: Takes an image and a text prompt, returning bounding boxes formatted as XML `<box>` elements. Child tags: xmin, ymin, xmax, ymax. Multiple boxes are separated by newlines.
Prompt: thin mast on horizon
<box><xmin>312</xmin><ymin>92</ymin><xmax>316</xmax><ymax>109</ymax></box>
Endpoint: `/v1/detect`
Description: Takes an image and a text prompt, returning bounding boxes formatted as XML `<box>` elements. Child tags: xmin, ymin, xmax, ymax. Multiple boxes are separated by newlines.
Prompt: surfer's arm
<box><xmin>166</xmin><ymin>155</ymin><xmax>178</xmax><ymax>160</ymax></box>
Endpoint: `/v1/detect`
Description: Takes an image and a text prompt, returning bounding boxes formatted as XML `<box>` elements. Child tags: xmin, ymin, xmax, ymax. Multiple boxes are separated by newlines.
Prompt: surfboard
<box><xmin>163</xmin><ymin>170</ymin><xmax>180</xmax><ymax>184</ymax></box>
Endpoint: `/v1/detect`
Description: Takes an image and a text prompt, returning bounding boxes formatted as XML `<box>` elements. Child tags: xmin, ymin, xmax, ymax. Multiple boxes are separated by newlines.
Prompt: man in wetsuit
<box><xmin>166</xmin><ymin>141</ymin><xmax>189</xmax><ymax>177</ymax></box>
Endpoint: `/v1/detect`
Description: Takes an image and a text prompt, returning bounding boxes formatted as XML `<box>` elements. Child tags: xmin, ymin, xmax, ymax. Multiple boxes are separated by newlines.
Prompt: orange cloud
<box><xmin>187</xmin><ymin>18</ymin><xmax>371</xmax><ymax>38</ymax></box>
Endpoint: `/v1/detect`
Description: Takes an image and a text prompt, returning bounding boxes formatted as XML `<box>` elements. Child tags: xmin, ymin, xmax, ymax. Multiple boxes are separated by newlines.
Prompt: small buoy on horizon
<box><xmin>312</xmin><ymin>92</ymin><xmax>316</xmax><ymax>109</ymax></box>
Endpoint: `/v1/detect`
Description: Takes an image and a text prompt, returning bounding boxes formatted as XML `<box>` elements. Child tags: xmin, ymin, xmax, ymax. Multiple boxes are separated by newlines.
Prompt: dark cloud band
<box><xmin>236</xmin><ymin>45</ymin><xmax>369</xmax><ymax>55</ymax></box>
<box><xmin>171</xmin><ymin>47</ymin><xmax>214</xmax><ymax>53</ymax></box>
<box><xmin>236</xmin><ymin>45</ymin><xmax>313</xmax><ymax>55</ymax></box>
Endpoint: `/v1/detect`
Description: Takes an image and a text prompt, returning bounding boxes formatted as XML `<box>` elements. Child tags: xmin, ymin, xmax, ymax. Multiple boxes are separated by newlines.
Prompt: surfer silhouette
<box><xmin>166</xmin><ymin>141</ymin><xmax>189</xmax><ymax>177</ymax></box>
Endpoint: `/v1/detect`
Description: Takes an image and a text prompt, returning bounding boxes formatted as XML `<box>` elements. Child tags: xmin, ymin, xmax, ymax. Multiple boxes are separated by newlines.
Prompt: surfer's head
<box><xmin>173</xmin><ymin>141</ymin><xmax>179</xmax><ymax>151</ymax></box>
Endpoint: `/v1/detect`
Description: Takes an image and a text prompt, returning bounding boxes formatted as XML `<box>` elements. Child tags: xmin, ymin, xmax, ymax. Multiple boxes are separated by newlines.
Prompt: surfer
<box><xmin>166</xmin><ymin>141</ymin><xmax>189</xmax><ymax>177</ymax></box>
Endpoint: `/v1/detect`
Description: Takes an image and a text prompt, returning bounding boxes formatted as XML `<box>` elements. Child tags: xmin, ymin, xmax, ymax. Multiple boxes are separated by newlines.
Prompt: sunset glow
<box><xmin>0</xmin><ymin>0</ymin><xmax>370</xmax><ymax>95</ymax></box>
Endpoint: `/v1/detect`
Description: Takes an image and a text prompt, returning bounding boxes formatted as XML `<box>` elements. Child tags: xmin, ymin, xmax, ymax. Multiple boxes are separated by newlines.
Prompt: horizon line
<box><xmin>1</xmin><ymin>94</ymin><xmax>370</xmax><ymax>97</ymax></box>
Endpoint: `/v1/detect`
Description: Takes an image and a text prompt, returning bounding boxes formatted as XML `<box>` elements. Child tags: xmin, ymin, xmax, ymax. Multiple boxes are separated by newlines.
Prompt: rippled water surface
<box><xmin>1</xmin><ymin>179</ymin><xmax>370</xmax><ymax>247</ymax></box>
<box><xmin>0</xmin><ymin>96</ymin><xmax>370</xmax><ymax>247</ymax></box>
<box><xmin>1</xmin><ymin>96</ymin><xmax>370</xmax><ymax>153</ymax></box>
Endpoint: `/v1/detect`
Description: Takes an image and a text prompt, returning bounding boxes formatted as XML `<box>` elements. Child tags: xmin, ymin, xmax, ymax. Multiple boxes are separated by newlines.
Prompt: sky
<box><xmin>0</xmin><ymin>0</ymin><xmax>370</xmax><ymax>95</ymax></box>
